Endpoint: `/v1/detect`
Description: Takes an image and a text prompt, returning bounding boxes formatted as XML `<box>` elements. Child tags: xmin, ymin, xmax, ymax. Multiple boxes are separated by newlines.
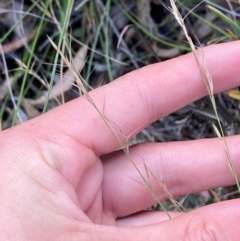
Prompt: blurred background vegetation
<box><xmin>0</xmin><ymin>0</ymin><xmax>240</xmax><ymax>211</ymax></box>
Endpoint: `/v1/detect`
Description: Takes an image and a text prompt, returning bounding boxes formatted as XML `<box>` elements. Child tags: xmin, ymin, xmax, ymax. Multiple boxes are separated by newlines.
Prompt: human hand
<box><xmin>1</xmin><ymin>41</ymin><xmax>240</xmax><ymax>240</ymax></box>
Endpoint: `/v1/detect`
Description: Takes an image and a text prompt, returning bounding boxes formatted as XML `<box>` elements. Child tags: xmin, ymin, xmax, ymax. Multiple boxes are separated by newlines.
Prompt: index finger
<box><xmin>31</xmin><ymin>41</ymin><xmax>240</xmax><ymax>154</ymax></box>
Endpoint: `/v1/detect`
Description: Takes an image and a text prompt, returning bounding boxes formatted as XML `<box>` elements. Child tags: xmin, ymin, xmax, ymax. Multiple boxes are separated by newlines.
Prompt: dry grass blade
<box><xmin>117</xmin><ymin>25</ymin><xmax>133</xmax><ymax>49</ymax></box>
<box><xmin>209</xmin><ymin>189</ymin><xmax>221</xmax><ymax>202</ymax></box>
<box><xmin>22</xmin><ymin>99</ymin><xmax>41</xmax><ymax>119</ymax></box>
<box><xmin>0</xmin><ymin>76</ymin><xmax>13</xmax><ymax>101</ymax></box>
<box><xmin>74</xmin><ymin>0</ymin><xmax>90</xmax><ymax>11</ymax></box>
<box><xmin>1</xmin><ymin>27</ymin><xmax>38</xmax><ymax>54</ymax></box>
<box><xmin>0</xmin><ymin>44</ymin><xmax>22</xmax><ymax>122</ymax></box>
<box><xmin>71</xmin><ymin>35</ymin><xmax>128</xmax><ymax>66</ymax></box>
<box><xmin>14</xmin><ymin>57</ymin><xmax>48</xmax><ymax>88</ymax></box>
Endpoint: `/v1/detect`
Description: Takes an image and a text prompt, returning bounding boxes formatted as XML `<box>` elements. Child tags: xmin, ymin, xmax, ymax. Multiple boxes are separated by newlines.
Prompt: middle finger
<box><xmin>102</xmin><ymin>136</ymin><xmax>240</xmax><ymax>218</ymax></box>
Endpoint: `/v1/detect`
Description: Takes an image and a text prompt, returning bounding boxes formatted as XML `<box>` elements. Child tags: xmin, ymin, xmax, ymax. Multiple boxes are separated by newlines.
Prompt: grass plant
<box><xmin>170</xmin><ymin>0</ymin><xmax>240</xmax><ymax>193</ymax></box>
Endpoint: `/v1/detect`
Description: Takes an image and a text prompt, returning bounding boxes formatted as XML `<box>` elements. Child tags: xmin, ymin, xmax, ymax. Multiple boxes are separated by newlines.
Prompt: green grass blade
<box><xmin>42</xmin><ymin>0</ymin><xmax>74</xmax><ymax>113</ymax></box>
<box><xmin>207</xmin><ymin>5</ymin><xmax>240</xmax><ymax>37</ymax></box>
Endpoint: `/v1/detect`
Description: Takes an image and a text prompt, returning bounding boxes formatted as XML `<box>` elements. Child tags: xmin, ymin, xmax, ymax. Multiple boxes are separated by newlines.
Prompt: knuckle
<box><xmin>183</xmin><ymin>216</ymin><xmax>227</xmax><ymax>241</ymax></box>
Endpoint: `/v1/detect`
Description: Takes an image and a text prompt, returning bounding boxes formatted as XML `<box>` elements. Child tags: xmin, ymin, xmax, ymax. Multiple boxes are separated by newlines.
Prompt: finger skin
<box><xmin>116</xmin><ymin>211</ymin><xmax>182</xmax><ymax>226</ymax></box>
<box><xmin>102</xmin><ymin>136</ymin><xmax>240</xmax><ymax>218</ymax></box>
